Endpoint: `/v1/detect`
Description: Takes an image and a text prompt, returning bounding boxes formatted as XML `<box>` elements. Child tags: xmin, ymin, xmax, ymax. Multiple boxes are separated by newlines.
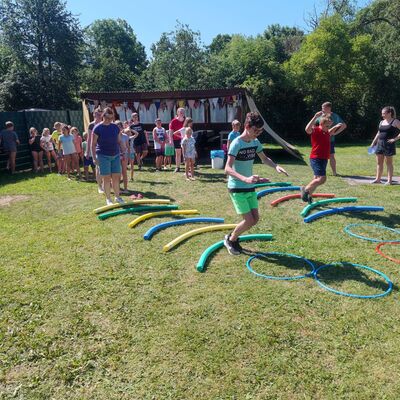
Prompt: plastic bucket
<box><xmin>211</xmin><ymin>157</ymin><xmax>224</xmax><ymax>169</ymax></box>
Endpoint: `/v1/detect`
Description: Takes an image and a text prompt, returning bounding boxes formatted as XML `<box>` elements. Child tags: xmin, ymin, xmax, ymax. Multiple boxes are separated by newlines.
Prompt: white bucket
<box><xmin>211</xmin><ymin>157</ymin><xmax>224</xmax><ymax>169</ymax></box>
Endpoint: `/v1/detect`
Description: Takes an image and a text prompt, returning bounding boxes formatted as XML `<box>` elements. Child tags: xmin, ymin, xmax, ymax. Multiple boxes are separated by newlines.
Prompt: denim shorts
<box><xmin>97</xmin><ymin>153</ymin><xmax>121</xmax><ymax>176</ymax></box>
<box><xmin>330</xmin><ymin>141</ymin><xmax>335</xmax><ymax>154</ymax></box>
<box><xmin>310</xmin><ymin>158</ymin><xmax>328</xmax><ymax>177</ymax></box>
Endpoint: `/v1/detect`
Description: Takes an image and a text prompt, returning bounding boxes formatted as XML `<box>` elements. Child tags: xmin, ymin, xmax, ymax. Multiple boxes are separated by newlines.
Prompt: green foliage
<box><xmin>81</xmin><ymin>19</ymin><xmax>147</xmax><ymax>92</ymax></box>
<box><xmin>143</xmin><ymin>22</ymin><xmax>206</xmax><ymax>90</ymax></box>
<box><xmin>0</xmin><ymin>0</ymin><xmax>82</xmax><ymax>110</ymax></box>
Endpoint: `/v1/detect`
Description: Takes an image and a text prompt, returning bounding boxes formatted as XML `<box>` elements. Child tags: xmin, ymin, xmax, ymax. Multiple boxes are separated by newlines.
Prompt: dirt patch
<box><xmin>0</xmin><ymin>195</ymin><xmax>30</xmax><ymax>207</ymax></box>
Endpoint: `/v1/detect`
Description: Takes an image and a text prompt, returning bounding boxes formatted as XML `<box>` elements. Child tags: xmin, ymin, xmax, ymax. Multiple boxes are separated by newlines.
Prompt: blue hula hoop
<box><xmin>344</xmin><ymin>223</ymin><xmax>400</xmax><ymax>243</ymax></box>
<box><xmin>313</xmin><ymin>262</ymin><xmax>393</xmax><ymax>299</ymax></box>
<box><xmin>246</xmin><ymin>251</ymin><xmax>316</xmax><ymax>281</ymax></box>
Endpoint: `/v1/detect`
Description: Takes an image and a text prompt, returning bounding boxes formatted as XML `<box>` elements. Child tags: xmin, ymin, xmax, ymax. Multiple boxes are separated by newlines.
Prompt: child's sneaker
<box><xmin>300</xmin><ymin>186</ymin><xmax>309</xmax><ymax>203</ymax></box>
<box><xmin>98</xmin><ymin>186</ymin><xmax>104</xmax><ymax>194</ymax></box>
<box><xmin>121</xmin><ymin>189</ymin><xmax>130</xmax><ymax>194</ymax></box>
<box><xmin>106</xmin><ymin>198</ymin><xmax>113</xmax><ymax>206</ymax></box>
<box><xmin>224</xmin><ymin>234</ymin><xmax>242</xmax><ymax>256</ymax></box>
<box><xmin>114</xmin><ymin>196</ymin><xmax>125</xmax><ymax>204</ymax></box>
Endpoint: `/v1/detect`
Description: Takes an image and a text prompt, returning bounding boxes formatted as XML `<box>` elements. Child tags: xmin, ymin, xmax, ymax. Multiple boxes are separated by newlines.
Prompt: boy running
<box><xmin>224</xmin><ymin>112</ymin><xmax>289</xmax><ymax>255</ymax></box>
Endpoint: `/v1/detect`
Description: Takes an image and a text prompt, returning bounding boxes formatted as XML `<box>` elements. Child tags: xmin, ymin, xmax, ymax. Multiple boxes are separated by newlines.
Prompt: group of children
<box><xmin>26</xmin><ymin>123</ymin><xmax>85</xmax><ymax>179</ymax></box>
<box><xmin>223</xmin><ymin>105</ymin><xmax>347</xmax><ymax>256</ymax></box>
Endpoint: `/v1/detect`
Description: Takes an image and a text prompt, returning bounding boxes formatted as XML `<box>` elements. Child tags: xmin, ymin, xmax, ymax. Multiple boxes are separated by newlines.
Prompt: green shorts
<box><xmin>229</xmin><ymin>191</ymin><xmax>258</xmax><ymax>215</ymax></box>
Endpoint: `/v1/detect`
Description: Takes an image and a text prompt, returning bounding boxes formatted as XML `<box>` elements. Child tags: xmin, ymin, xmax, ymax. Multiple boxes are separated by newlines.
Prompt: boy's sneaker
<box><xmin>98</xmin><ymin>186</ymin><xmax>104</xmax><ymax>194</ymax></box>
<box><xmin>300</xmin><ymin>186</ymin><xmax>309</xmax><ymax>203</ymax></box>
<box><xmin>114</xmin><ymin>196</ymin><xmax>125</xmax><ymax>204</ymax></box>
<box><xmin>224</xmin><ymin>234</ymin><xmax>242</xmax><ymax>256</ymax></box>
<box><xmin>174</xmin><ymin>167</ymin><xmax>180</xmax><ymax>173</ymax></box>
<box><xmin>121</xmin><ymin>189</ymin><xmax>130</xmax><ymax>194</ymax></box>
<box><xmin>307</xmin><ymin>195</ymin><xmax>313</xmax><ymax>204</ymax></box>
<box><xmin>106</xmin><ymin>198</ymin><xmax>113</xmax><ymax>206</ymax></box>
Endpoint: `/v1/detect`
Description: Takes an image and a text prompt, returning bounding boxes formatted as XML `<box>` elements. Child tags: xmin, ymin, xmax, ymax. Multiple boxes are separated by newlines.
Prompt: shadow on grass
<box><xmin>201</xmin><ymin>250</ymin><xmax>397</xmax><ymax>294</ymax></box>
<box><xmin>0</xmin><ymin>169</ymin><xmax>53</xmax><ymax>185</ymax></box>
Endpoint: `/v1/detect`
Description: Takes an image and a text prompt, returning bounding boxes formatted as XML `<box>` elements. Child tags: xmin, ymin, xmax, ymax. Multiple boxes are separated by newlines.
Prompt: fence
<box><xmin>0</xmin><ymin>110</ymin><xmax>83</xmax><ymax>172</ymax></box>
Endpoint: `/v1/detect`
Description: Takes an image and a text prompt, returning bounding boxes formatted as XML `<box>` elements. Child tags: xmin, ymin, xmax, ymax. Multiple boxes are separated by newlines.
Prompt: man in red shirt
<box><xmin>301</xmin><ymin>111</ymin><xmax>342</xmax><ymax>203</ymax></box>
<box><xmin>169</xmin><ymin>107</ymin><xmax>185</xmax><ymax>172</ymax></box>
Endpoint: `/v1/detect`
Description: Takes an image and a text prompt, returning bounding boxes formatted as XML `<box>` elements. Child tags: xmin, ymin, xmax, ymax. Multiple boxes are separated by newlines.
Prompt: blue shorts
<box><xmin>84</xmin><ymin>156</ymin><xmax>95</xmax><ymax>168</ymax></box>
<box><xmin>330</xmin><ymin>141</ymin><xmax>335</xmax><ymax>154</ymax></box>
<box><xmin>310</xmin><ymin>158</ymin><xmax>328</xmax><ymax>177</ymax></box>
<box><xmin>97</xmin><ymin>153</ymin><xmax>121</xmax><ymax>176</ymax></box>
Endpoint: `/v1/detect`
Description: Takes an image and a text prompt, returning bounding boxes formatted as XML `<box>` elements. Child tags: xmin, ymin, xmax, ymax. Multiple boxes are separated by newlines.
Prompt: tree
<box><xmin>81</xmin><ymin>18</ymin><xmax>147</xmax><ymax>92</ymax></box>
<box><xmin>263</xmin><ymin>24</ymin><xmax>304</xmax><ymax>63</ymax></box>
<box><xmin>208</xmin><ymin>34</ymin><xmax>232</xmax><ymax>54</ymax></box>
<box><xmin>0</xmin><ymin>0</ymin><xmax>83</xmax><ymax>110</ymax></box>
<box><xmin>144</xmin><ymin>22</ymin><xmax>206</xmax><ymax>90</ymax></box>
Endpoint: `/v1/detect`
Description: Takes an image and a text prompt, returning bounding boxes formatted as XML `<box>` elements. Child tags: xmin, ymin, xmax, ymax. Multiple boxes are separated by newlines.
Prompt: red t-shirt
<box><xmin>310</xmin><ymin>126</ymin><xmax>330</xmax><ymax>159</ymax></box>
<box><xmin>169</xmin><ymin>118</ymin><xmax>184</xmax><ymax>141</ymax></box>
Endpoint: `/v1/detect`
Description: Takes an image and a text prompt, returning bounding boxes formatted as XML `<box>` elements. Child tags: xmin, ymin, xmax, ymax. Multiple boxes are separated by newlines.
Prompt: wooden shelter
<box><xmin>80</xmin><ymin>88</ymin><xmax>300</xmax><ymax>158</ymax></box>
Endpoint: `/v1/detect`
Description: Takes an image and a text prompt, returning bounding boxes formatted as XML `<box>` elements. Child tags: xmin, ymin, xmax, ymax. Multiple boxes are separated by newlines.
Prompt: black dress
<box><xmin>376</xmin><ymin>120</ymin><xmax>399</xmax><ymax>156</ymax></box>
<box><xmin>30</xmin><ymin>135</ymin><xmax>43</xmax><ymax>153</ymax></box>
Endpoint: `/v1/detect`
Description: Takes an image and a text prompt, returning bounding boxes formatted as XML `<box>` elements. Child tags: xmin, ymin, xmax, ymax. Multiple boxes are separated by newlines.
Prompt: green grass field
<box><xmin>1</xmin><ymin>143</ymin><xmax>400</xmax><ymax>399</ymax></box>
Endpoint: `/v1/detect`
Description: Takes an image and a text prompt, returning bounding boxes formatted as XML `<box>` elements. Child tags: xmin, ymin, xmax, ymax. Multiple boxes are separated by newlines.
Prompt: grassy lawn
<box><xmin>1</xmin><ymin>142</ymin><xmax>400</xmax><ymax>399</ymax></box>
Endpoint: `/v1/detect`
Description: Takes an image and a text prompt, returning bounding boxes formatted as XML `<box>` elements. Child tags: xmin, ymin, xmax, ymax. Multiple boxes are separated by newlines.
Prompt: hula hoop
<box><xmin>246</xmin><ymin>252</ymin><xmax>316</xmax><ymax>280</ymax></box>
<box><xmin>344</xmin><ymin>223</ymin><xmax>400</xmax><ymax>243</ymax></box>
<box><xmin>376</xmin><ymin>242</ymin><xmax>400</xmax><ymax>264</ymax></box>
<box><xmin>313</xmin><ymin>262</ymin><xmax>393</xmax><ymax>299</ymax></box>
<box><xmin>196</xmin><ymin>234</ymin><xmax>273</xmax><ymax>272</ymax></box>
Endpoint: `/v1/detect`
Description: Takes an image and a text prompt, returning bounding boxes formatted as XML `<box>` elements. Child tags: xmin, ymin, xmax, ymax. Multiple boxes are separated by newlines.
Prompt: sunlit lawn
<box><xmin>1</xmin><ymin>142</ymin><xmax>400</xmax><ymax>399</ymax></box>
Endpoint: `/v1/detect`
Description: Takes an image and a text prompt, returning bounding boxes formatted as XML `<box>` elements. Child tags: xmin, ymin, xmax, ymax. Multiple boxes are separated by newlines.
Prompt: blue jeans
<box><xmin>310</xmin><ymin>158</ymin><xmax>328</xmax><ymax>177</ymax></box>
<box><xmin>97</xmin><ymin>153</ymin><xmax>121</xmax><ymax>176</ymax></box>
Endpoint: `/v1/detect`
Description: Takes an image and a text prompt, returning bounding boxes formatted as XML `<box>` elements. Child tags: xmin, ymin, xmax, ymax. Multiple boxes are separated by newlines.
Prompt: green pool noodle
<box><xmin>196</xmin><ymin>233</ymin><xmax>273</xmax><ymax>272</ymax></box>
<box><xmin>300</xmin><ymin>197</ymin><xmax>358</xmax><ymax>217</ymax></box>
<box><xmin>98</xmin><ymin>205</ymin><xmax>179</xmax><ymax>220</ymax></box>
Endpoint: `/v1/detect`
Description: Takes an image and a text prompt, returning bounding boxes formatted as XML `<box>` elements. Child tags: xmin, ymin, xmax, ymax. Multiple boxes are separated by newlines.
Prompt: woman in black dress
<box><xmin>370</xmin><ymin>106</ymin><xmax>400</xmax><ymax>185</ymax></box>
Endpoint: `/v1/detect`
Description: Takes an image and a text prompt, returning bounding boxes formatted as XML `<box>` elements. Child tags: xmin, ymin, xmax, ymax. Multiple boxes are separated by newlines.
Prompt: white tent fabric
<box><xmin>245</xmin><ymin>92</ymin><xmax>302</xmax><ymax>159</ymax></box>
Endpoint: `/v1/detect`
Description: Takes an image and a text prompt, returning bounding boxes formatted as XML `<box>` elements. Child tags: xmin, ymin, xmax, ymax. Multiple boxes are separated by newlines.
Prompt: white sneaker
<box><xmin>98</xmin><ymin>187</ymin><xmax>104</xmax><ymax>194</ymax></box>
<box><xmin>106</xmin><ymin>198</ymin><xmax>113</xmax><ymax>206</ymax></box>
<box><xmin>114</xmin><ymin>196</ymin><xmax>125</xmax><ymax>204</ymax></box>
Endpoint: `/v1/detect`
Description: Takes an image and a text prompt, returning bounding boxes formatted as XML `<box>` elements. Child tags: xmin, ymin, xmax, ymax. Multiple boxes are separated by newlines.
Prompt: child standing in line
<box><xmin>128</xmin><ymin>128</ymin><xmax>138</xmax><ymax>181</ymax></box>
<box><xmin>153</xmin><ymin>118</ymin><xmax>166</xmax><ymax>171</ymax></box>
<box><xmin>181</xmin><ymin>118</ymin><xmax>196</xmax><ymax>181</ymax></box>
<box><xmin>120</xmin><ymin>127</ymin><xmax>130</xmax><ymax>193</ymax></box>
<box><xmin>41</xmin><ymin>128</ymin><xmax>57</xmax><ymax>172</ymax></box>
<box><xmin>227</xmin><ymin>119</ymin><xmax>241</xmax><ymax>151</ymax></box>
<box><xmin>164</xmin><ymin>129</ymin><xmax>174</xmax><ymax>170</ymax></box>
<box><xmin>58</xmin><ymin>125</ymin><xmax>76</xmax><ymax>180</ymax></box>
<box><xmin>224</xmin><ymin>112</ymin><xmax>288</xmax><ymax>256</ymax></box>
<box><xmin>71</xmin><ymin>127</ymin><xmax>82</xmax><ymax>178</ymax></box>
<box><xmin>29</xmin><ymin>127</ymin><xmax>44</xmax><ymax>173</ymax></box>
<box><xmin>82</xmin><ymin>132</ymin><xmax>96</xmax><ymax>180</ymax></box>
<box><xmin>52</xmin><ymin>122</ymin><xmax>64</xmax><ymax>173</ymax></box>
<box><xmin>301</xmin><ymin>112</ymin><xmax>342</xmax><ymax>203</ymax></box>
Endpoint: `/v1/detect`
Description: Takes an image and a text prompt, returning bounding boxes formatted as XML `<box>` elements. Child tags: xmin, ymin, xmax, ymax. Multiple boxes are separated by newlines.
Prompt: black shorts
<box><xmin>173</xmin><ymin>139</ymin><xmax>181</xmax><ymax>149</ymax></box>
<box><xmin>155</xmin><ymin>149</ymin><xmax>164</xmax><ymax>157</ymax></box>
<box><xmin>376</xmin><ymin>140</ymin><xmax>396</xmax><ymax>157</ymax></box>
<box><xmin>134</xmin><ymin>143</ymin><xmax>148</xmax><ymax>154</ymax></box>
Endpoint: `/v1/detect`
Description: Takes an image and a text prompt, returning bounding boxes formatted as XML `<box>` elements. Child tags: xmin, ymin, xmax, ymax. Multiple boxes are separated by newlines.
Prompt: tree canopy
<box><xmin>0</xmin><ymin>0</ymin><xmax>399</xmax><ymax>139</ymax></box>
